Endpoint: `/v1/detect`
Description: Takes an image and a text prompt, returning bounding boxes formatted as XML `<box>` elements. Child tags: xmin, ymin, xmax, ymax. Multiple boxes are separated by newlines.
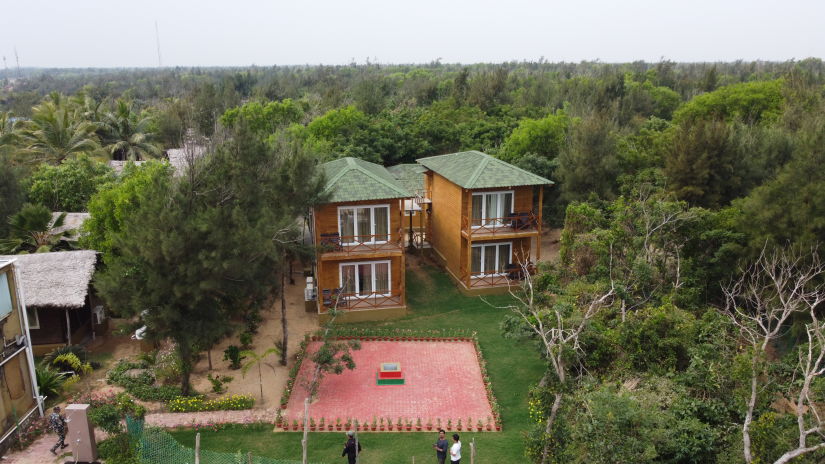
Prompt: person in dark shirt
<box><xmin>342</xmin><ymin>430</ymin><xmax>362</xmax><ymax>464</ymax></box>
<box><xmin>433</xmin><ymin>429</ymin><xmax>449</xmax><ymax>464</ymax></box>
<box><xmin>48</xmin><ymin>406</ymin><xmax>68</xmax><ymax>455</ymax></box>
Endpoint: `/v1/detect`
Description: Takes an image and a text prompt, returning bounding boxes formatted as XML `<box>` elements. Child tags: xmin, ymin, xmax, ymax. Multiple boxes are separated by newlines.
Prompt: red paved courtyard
<box><xmin>284</xmin><ymin>340</ymin><xmax>494</xmax><ymax>427</ymax></box>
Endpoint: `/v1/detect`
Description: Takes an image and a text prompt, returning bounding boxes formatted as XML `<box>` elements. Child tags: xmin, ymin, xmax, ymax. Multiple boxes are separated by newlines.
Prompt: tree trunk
<box><xmin>280</xmin><ymin>257</ymin><xmax>288</xmax><ymax>366</ymax></box>
<box><xmin>207</xmin><ymin>349</ymin><xmax>212</xmax><ymax>371</ymax></box>
<box><xmin>178</xmin><ymin>342</ymin><xmax>193</xmax><ymax>396</ymax></box>
<box><xmin>743</xmin><ymin>352</ymin><xmax>758</xmax><ymax>464</ymax></box>
<box><xmin>539</xmin><ymin>393</ymin><xmax>563</xmax><ymax>464</ymax></box>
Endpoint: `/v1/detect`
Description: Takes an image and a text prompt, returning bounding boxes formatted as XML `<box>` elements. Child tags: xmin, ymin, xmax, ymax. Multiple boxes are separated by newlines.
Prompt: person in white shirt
<box><xmin>450</xmin><ymin>433</ymin><xmax>462</xmax><ymax>463</ymax></box>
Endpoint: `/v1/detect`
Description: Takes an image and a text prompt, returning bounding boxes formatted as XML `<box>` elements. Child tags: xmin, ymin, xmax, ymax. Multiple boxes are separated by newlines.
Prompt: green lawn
<box><xmin>169</xmin><ymin>261</ymin><xmax>544</xmax><ymax>463</ymax></box>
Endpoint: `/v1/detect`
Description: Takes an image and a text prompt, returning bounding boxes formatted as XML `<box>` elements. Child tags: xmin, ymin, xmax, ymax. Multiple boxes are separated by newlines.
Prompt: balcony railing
<box><xmin>319</xmin><ymin>289</ymin><xmax>404</xmax><ymax>312</ymax></box>
<box><xmin>461</xmin><ymin>263</ymin><xmax>536</xmax><ymax>288</ymax></box>
<box><xmin>462</xmin><ymin>211</ymin><xmax>539</xmax><ymax>237</ymax></box>
<box><xmin>318</xmin><ymin>229</ymin><xmax>404</xmax><ymax>255</ymax></box>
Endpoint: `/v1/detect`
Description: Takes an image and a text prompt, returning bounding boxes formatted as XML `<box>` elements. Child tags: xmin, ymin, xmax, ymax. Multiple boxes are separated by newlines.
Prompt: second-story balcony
<box><xmin>461</xmin><ymin>211</ymin><xmax>540</xmax><ymax>239</ymax></box>
<box><xmin>318</xmin><ymin>229</ymin><xmax>405</xmax><ymax>259</ymax></box>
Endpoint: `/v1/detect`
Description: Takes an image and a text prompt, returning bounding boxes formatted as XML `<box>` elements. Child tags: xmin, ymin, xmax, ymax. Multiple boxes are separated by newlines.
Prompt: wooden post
<box><xmin>247</xmin><ymin>451</ymin><xmax>253</xmax><ymax>464</ymax></box>
<box><xmin>301</xmin><ymin>398</ymin><xmax>309</xmax><ymax>464</ymax></box>
<box><xmin>194</xmin><ymin>432</ymin><xmax>201</xmax><ymax>464</ymax></box>
<box><xmin>470</xmin><ymin>437</ymin><xmax>476</xmax><ymax>464</ymax></box>
<box><xmin>536</xmin><ymin>185</ymin><xmax>543</xmax><ymax>263</ymax></box>
<box><xmin>354</xmin><ymin>429</ymin><xmax>360</xmax><ymax>464</ymax></box>
<box><xmin>65</xmin><ymin>308</ymin><xmax>72</xmax><ymax>345</ymax></box>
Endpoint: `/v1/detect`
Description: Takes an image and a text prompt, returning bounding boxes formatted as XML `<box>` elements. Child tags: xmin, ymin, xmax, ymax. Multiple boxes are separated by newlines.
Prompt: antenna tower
<box><xmin>155</xmin><ymin>21</ymin><xmax>163</xmax><ymax>67</ymax></box>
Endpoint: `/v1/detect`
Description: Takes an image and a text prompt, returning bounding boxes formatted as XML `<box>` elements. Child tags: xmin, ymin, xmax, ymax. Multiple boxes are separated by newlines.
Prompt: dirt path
<box><xmin>189</xmin><ymin>268</ymin><xmax>320</xmax><ymax>409</ymax></box>
<box><xmin>538</xmin><ymin>228</ymin><xmax>562</xmax><ymax>263</ymax></box>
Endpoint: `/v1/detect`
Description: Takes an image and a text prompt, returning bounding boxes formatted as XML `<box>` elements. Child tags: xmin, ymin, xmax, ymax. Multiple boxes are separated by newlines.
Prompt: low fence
<box><xmin>127</xmin><ymin>417</ymin><xmax>321</xmax><ymax>464</ymax></box>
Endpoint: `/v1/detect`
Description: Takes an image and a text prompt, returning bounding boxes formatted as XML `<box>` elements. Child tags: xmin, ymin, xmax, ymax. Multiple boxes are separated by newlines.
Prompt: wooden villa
<box><xmin>310</xmin><ymin>157</ymin><xmax>412</xmax><ymax>321</ymax></box>
<box><xmin>0</xmin><ymin>251</ymin><xmax>106</xmax><ymax>355</ymax></box>
<box><xmin>416</xmin><ymin>151</ymin><xmax>553</xmax><ymax>293</ymax></box>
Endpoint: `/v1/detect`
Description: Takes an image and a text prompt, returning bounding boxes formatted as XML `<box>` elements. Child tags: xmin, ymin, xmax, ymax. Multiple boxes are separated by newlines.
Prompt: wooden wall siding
<box><xmin>315</xmin><ymin>255</ymin><xmax>405</xmax><ymax>297</ymax></box>
<box><xmin>29</xmin><ymin>308</ymin><xmax>66</xmax><ymax>345</ymax></box>
<box><xmin>428</xmin><ymin>172</ymin><xmax>465</xmax><ymax>279</ymax></box>
<box><xmin>313</xmin><ymin>199</ymin><xmax>404</xmax><ymax>243</ymax></box>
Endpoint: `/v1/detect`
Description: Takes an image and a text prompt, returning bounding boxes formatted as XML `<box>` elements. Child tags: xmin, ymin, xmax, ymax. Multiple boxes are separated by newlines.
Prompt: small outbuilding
<box><xmin>0</xmin><ymin>250</ymin><xmax>105</xmax><ymax>355</ymax></box>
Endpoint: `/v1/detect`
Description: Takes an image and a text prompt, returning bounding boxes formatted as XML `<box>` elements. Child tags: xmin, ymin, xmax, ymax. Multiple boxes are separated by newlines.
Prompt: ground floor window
<box><xmin>26</xmin><ymin>306</ymin><xmax>39</xmax><ymax>330</ymax></box>
<box><xmin>471</xmin><ymin>242</ymin><xmax>512</xmax><ymax>277</ymax></box>
<box><xmin>340</xmin><ymin>260</ymin><xmax>391</xmax><ymax>297</ymax></box>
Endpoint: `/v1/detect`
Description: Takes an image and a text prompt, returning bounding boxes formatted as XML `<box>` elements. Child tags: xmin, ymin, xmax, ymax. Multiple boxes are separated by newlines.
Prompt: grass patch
<box><xmin>169</xmin><ymin>263</ymin><xmax>544</xmax><ymax>463</ymax></box>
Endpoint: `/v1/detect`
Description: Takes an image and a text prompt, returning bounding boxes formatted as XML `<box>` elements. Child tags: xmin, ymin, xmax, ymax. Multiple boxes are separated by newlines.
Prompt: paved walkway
<box><xmin>2</xmin><ymin>408</ymin><xmax>280</xmax><ymax>463</ymax></box>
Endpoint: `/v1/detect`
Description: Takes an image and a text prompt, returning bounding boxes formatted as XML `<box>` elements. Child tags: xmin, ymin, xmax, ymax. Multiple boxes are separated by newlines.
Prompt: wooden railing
<box><xmin>318</xmin><ymin>229</ymin><xmax>404</xmax><ymax>255</ymax></box>
<box><xmin>319</xmin><ymin>289</ymin><xmax>403</xmax><ymax>312</ymax></box>
<box><xmin>461</xmin><ymin>263</ymin><xmax>536</xmax><ymax>288</ymax></box>
<box><xmin>462</xmin><ymin>211</ymin><xmax>539</xmax><ymax>237</ymax></box>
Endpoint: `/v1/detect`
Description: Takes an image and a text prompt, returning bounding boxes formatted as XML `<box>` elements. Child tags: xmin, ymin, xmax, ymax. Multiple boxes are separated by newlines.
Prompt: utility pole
<box><xmin>14</xmin><ymin>47</ymin><xmax>21</xmax><ymax>78</ymax></box>
<box><xmin>155</xmin><ymin>21</ymin><xmax>163</xmax><ymax>67</ymax></box>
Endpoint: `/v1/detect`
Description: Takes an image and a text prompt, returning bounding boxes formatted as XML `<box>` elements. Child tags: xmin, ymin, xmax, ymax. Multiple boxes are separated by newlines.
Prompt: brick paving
<box><xmin>284</xmin><ymin>340</ymin><xmax>494</xmax><ymax>427</ymax></box>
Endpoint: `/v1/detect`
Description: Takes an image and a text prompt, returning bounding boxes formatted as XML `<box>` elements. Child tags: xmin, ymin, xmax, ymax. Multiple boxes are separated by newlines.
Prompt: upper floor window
<box><xmin>338</xmin><ymin>205</ymin><xmax>390</xmax><ymax>245</ymax></box>
<box><xmin>471</xmin><ymin>191</ymin><xmax>513</xmax><ymax>227</ymax></box>
<box><xmin>0</xmin><ymin>272</ymin><xmax>13</xmax><ymax>320</ymax></box>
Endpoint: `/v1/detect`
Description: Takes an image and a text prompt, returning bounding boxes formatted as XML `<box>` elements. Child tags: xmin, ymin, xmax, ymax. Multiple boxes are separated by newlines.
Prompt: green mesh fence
<box><xmin>126</xmin><ymin>417</ymin><xmax>322</xmax><ymax>464</ymax></box>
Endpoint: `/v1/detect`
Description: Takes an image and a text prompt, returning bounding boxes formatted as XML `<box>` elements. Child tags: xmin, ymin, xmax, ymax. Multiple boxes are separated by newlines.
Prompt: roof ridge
<box><xmin>464</xmin><ymin>151</ymin><xmax>491</xmax><ymax>187</ymax></box>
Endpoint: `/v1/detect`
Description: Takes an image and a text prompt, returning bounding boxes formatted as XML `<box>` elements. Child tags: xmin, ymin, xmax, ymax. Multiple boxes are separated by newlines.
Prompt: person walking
<box><xmin>449</xmin><ymin>433</ymin><xmax>462</xmax><ymax>463</ymax></box>
<box><xmin>433</xmin><ymin>429</ymin><xmax>449</xmax><ymax>464</ymax></box>
<box><xmin>342</xmin><ymin>430</ymin><xmax>362</xmax><ymax>464</ymax></box>
<box><xmin>49</xmin><ymin>406</ymin><xmax>68</xmax><ymax>455</ymax></box>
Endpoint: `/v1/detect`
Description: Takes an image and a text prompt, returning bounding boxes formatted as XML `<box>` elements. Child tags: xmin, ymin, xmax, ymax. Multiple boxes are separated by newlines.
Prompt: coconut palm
<box><xmin>17</xmin><ymin>93</ymin><xmax>99</xmax><ymax>165</ymax></box>
<box><xmin>240</xmin><ymin>347</ymin><xmax>281</xmax><ymax>402</ymax></box>
<box><xmin>0</xmin><ymin>203</ymin><xmax>73</xmax><ymax>254</ymax></box>
<box><xmin>100</xmin><ymin>100</ymin><xmax>161</xmax><ymax>161</ymax></box>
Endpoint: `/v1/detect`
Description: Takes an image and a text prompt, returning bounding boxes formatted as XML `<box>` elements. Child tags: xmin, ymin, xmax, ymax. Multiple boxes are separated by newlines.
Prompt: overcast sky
<box><xmin>1</xmin><ymin>0</ymin><xmax>821</xmax><ymax>68</ymax></box>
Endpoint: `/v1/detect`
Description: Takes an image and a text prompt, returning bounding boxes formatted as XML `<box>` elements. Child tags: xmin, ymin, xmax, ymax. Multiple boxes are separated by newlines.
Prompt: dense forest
<box><xmin>1</xmin><ymin>59</ymin><xmax>824</xmax><ymax>463</ymax></box>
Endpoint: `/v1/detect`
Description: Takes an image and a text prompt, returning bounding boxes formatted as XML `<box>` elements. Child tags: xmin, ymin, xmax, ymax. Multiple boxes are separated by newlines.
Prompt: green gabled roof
<box><xmin>386</xmin><ymin>164</ymin><xmax>426</xmax><ymax>193</ymax></box>
<box><xmin>321</xmin><ymin>157</ymin><xmax>412</xmax><ymax>203</ymax></box>
<box><xmin>417</xmin><ymin>151</ymin><xmax>554</xmax><ymax>189</ymax></box>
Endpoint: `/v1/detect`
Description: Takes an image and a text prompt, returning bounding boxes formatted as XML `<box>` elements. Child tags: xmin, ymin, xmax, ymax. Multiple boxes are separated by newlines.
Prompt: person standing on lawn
<box><xmin>342</xmin><ymin>430</ymin><xmax>362</xmax><ymax>464</ymax></box>
<box><xmin>49</xmin><ymin>406</ymin><xmax>68</xmax><ymax>455</ymax></box>
<box><xmin>433</xmin><ymin>429</ymin><xmax>449</xmax><ymax>464</ymax></box>
<box><xmin>450</xmin><ymin>433</ymin><xmax>462</xmax><ymax>463</ymax></box>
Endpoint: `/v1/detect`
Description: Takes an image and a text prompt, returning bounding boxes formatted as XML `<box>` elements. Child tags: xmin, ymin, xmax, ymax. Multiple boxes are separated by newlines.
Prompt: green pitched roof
<box><xmin>321</xmin><ymin>157</ymin><xmax>412</xmax><ymax>203</ymax></box>
<box><xmin>417</xmin><ymin>151</ymin><xmax>554</xmax><ymax>189</ymax></box>
<box><xmin>386</xmin><ymin>164</ymin><xmax>426</xmax><ymax>193</ymax></box>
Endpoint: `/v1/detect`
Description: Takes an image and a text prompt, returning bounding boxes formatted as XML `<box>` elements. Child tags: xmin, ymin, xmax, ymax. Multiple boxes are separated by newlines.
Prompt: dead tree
<box><xmin>501</xmin><ymin>263</ymin><xmax>615</xmax><ymax>464</ymax></box>
<box><xmin>722</xmin><ymin>247</ymin><xmax>825</xmax><ymax>464</ymax></box>
<box><xmin>774</xmin><ymin>317</ymin><xmax>825</xmax><ymax>463</ymax></box>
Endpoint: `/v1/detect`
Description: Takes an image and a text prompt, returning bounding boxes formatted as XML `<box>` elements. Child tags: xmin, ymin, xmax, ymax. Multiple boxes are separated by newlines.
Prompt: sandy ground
<box><xmin>189</xmin><ymin>269</ymin><xmax>320</xmax><ymax>408</ymax></box>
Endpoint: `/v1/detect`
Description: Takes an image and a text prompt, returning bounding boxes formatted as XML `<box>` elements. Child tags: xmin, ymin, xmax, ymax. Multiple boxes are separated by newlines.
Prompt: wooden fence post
<box><xmin>470</xmin><ymin>437</ymin><xmax>476</xmax><ymax>464</ymax></box>
<box><xmin>302</xmin><ymin>398</ymin><xmax>310</xmax><ymax>464</ymax></box>
<box><xmin>194</xmin><ymin>432</ymin><xmax>201</xmax><ymax>464</ymax></box>
<box><xmin>247</xmin><ymin>451</ymin><xmax>253</xmax><ymax>464</ymax></box>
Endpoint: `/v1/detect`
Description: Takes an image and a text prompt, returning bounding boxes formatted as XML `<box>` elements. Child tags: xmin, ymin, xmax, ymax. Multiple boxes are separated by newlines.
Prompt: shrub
<box><xmin>89</xmin><ymin>403</ymin><xmax>123</xmax><ymax>435</ymax></box>
<box><xmin>107</xmin><ymin>360</ymin><xmax>182</xmax><ymax>401</ymax></box>
<box><xmin>97</xmin><ymin>433</ymin><xmax>138</xmax><ymax>464</ymax></box>
<box><xmin>239</xmin><ymin>332</ymin><xmax>253</xmax><ymax>349</ymax></box>
<box><xmin>207</xmin><ymin>374</ymin><xmax>233</xmax><ymax>394</ymax></box>
<box><xmin>35</xmin><ymin>365</ymin><xmax>65</xmax><ymax>399</ymax></box>
<box><xmin>167</xmin><ymin>394</ymin><xmax>254</xmax><ymax>413</ymax></box>
<box><xmin>223</xmin><ymin>346</ymin><xmax>244</xmax><ymax>370</ymax></box>
<box><xmin>52</xmin><ymin>353</ymin><xmax>93</xmax><ymax>376</ymax></box>
<box><xmin>43</xmin><ymin>345</ymin><xmax>88</xmax><ymax>366</ymax></box>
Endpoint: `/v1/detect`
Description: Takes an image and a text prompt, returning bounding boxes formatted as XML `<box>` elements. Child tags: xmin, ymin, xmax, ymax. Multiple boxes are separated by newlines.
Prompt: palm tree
<box><xmin>240</xmin><ymin>347</ymin><xmax>281</xmax><ymax>403</ymax></box>
<box><xmin>17</xmin><ymin>93</ymin><xmax>99</xmax><ymax>165</ymax></box>
<box><xmin>0</xmin><ymin>204</ymin><xmax>73</xmax><ymax>253</ymax></box>
<box><xmin>100</xmin><ymin>100</ymin><xmax>161</xmax><ymax>161</ymax></box>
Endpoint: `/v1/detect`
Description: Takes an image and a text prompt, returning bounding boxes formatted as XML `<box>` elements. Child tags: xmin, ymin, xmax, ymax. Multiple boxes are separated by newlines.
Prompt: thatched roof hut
<box><xmin>0</xmin><ymin>250</ymin><xmax>97</xmax><ymax>309</ymax></box>
<box><xmin>50</xmin><ymin>212</ymin><xmax>90</xmax><ymax>241</ymax></box>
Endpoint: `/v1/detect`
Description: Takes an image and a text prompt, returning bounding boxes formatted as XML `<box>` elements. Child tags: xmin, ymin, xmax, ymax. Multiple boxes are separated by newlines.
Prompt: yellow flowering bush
<box><xmin>167</xmin><ymin>394</ymin><xmax>254</xmax><ymax>413</ymax></box>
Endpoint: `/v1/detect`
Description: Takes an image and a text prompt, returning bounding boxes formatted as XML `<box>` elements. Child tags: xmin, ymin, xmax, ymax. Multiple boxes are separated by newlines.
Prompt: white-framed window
<box><xmin>338</xmin><ymin>205</ymin><xmax>390</xmax><ymax>245</ymax></box>
<box><xmin>471</xmin><ymin>242</ymin><xmax>512</xmax><ymax>277</ymax></box>
<box><xmin>339</xmin><ymin>260</ymin><xmax>392</xmax><ymax>297</ymax></box>
<box><xmin>26</xmin><ymin>306</ymin><xmax>39</xmax><ymax>330</ymax></box>
<box><xmin>471</xmin><ymin>191</ymin><xmax>514</xmax><ymax>227</ymax></box>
